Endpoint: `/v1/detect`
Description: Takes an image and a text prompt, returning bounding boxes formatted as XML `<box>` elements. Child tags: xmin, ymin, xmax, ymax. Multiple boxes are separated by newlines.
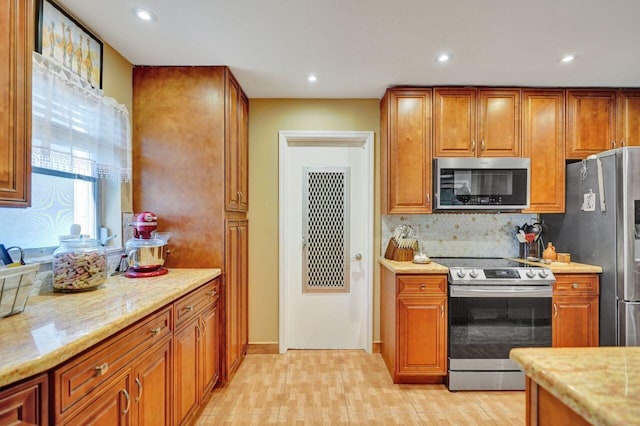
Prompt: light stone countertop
<box><xmin>379</xmin><ymin>257</ymin><xmax>602</xmax><ymax>274</ymax></box>
<box><xmin>0</xmin><ymin>268</ymin><xmax>221</xmax><ymax>389</ymax></box>
<box><xmin>511</xmin><ymin>347</ymin><xmax>640</xmax><ymax>426</ymax></box>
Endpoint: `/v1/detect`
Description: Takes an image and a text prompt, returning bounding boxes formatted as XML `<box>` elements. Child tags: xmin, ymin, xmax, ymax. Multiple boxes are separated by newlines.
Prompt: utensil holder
<box><xmin>520</xmin><ymin>241</ymin><xmax>541</xmax><ymax>259</ymax></box>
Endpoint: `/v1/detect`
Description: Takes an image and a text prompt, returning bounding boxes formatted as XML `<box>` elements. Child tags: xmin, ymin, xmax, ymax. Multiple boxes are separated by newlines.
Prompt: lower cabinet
<box><xmin>174</xmin><ymin>282</ymin><xmax>220</xmax><ymax>425</ymax></box>
<box><xmin>380</xmin><ymin>267</ymin><xmax>448</xmax><ymax>383</ymax></box>
<box><xmin>552</xmin><ymin>274</ymin><xmax>600</xmax><ymax>347</ymax></box>
<box><xmin>133</xmin><ymin>340</ymin><xmax>173</xmax><ymax>426</ymax></box>
<box><xmin>0</xmin><ymin>374</ymin><xmax>47</xmax><ymax>426</ymax></box>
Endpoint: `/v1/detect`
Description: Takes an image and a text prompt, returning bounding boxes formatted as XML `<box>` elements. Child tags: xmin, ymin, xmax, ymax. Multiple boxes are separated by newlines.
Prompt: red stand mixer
<box><xmin>124</xmin><ymin>211</ymin><xmax>172</xmax><ymax>278</ymax></box>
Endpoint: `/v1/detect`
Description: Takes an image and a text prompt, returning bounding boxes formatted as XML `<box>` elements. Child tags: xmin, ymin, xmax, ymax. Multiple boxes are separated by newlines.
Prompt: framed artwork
<box><xmin>35</xmin><ymin>0</ymin><xmax>103</xmax><ymax>88</ymax></box>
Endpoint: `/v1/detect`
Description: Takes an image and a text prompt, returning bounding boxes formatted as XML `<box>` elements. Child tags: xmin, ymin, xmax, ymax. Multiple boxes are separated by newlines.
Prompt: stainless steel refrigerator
<box><xmin>543</xmin><ymin>147</ymin><xmax>640</xmax><ymax>346</ymax></box>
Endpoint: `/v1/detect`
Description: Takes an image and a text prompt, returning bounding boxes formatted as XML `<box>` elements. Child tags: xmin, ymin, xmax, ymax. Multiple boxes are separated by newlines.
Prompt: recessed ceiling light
<box><xmin>131</xmin><ymin>7</ymin><xmax>157</xmax><ymax>22</ymax></box>
<box><xmin>437</xmin><ymin>53</ymin><xmax>451</xmax><ymax>63</ymax></box>
<box><xmin>307</xmin><ymin>74</ymin><xmax>318</xmax><ymax>83</ymax></box>
<box><xmin>561</xmin><ymin>55</ymin><xmax>575</xmax><ymax>63</ymax></box>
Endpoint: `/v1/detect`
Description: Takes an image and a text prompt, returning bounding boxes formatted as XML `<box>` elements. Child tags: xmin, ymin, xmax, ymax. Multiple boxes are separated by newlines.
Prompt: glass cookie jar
<box><xmin>53</xmin><ymin>238</ymin><xmax>107</xmax><ymax>292</ymax></box>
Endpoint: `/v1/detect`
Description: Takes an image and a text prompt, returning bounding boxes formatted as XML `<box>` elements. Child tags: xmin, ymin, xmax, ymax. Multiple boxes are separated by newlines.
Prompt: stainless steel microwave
<box><xmin>433</xmin><ymin>157</ymin><xmax>530</xmax><ymax>211</ymax></box>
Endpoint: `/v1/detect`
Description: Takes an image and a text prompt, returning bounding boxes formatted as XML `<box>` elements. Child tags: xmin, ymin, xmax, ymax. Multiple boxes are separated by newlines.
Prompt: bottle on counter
<box><xmin>542</xmin><ymin>242</ymin><xmax>557</xmax><ymax>261</ymax></box>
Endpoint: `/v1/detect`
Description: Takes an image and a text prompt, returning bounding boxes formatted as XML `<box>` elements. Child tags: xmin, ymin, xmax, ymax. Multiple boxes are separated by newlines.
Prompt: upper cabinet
<box><xmin>566</xmin><ymin>90</ymin><xmax>617</xmax><ymax>159</ymax></box>
<box><xmin>618</xmin><ymin>90</ymin><xmax>640</xmax><ymax>147</ymax></box>
<box><xmin>522</xmin><ymin>90</ymin><xmax>565</xmax><ymax>213</ymax></box>
<box><xmin>225</xmin><ymin>74</ymin><xmax>249</xmax><ymax>212</ymax></box>
<box><xmin>434</xmin><ymin>88</ymin><xmax>521</xmax><ymax>157</ymax></box>
<box><xmin>0</xmin><ymin>0</ymin><xmax>33</xmax><ymax>207</ymax></box>
<box><xmin>380</xmin><ymin>88</ymin><xmax>433</xmax><ymax>214</ymax></box>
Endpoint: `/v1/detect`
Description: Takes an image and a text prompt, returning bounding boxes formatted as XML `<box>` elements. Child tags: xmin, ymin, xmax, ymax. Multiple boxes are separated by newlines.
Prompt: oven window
<box><xmin>449</xmin><ymin>297</ymin><xmax>551</xmax><ymax>360</ymax></box>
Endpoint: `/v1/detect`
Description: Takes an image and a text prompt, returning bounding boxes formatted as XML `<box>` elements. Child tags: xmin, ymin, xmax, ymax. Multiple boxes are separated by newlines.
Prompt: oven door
<box><xmin>448</xmin><ymin>285</ymin><xmax>552</xmax><ymax>390</ymax></box>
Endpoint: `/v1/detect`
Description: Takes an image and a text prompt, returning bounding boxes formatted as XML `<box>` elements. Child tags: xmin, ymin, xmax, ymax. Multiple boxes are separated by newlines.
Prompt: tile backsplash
<box><xmin>382</xmin><ymin>213</ymin><xmax>537</xmax><ymax>258</ymax></box>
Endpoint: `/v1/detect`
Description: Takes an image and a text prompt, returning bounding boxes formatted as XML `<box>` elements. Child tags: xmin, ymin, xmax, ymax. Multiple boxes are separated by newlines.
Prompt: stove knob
<box><xmin>526</xmin><ymin>269</ymin><xmax>536</xmax><ymax>278</ymax></box>
<box><xmin>456</xmin><ymin>269</ymin><xmax>467</xmax><ymax>278</ymax></box>
<box><xmin>538</xmin><ymin>269</ymin><xmax>549</xmax><ymax>278</ymax></box>
<box><xmin>469</xmin><ymin>269</ymin><xmax>479</xmax><ymax>278</ymax></box>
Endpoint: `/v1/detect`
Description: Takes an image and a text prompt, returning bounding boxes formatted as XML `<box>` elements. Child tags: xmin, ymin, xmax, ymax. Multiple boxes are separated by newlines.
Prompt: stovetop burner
<box><xmin>430</xmin><ymin>257</ymin><xmax>538</xmax><ymax>269</ymax></box>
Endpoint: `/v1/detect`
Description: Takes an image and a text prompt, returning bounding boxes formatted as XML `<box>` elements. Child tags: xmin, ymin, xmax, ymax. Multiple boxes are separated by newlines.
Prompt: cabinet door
<box><xmin>566</xmin><ymin>90</ymin><xmax>616</xmax><ymax>159</ymax></box>
<box><xmin>238</xmin><ymin>93</ymin><xmax>249</xmax><ymax>211</ymax></box>
<box><xmin>382</xmin><ymin>89</ymin><xmax>433</xmax><ymax>213</ymax></box>
<box><xmin>225</xmin><ymin>73</ymin><xmax>248</xmax><ymax>212</ymax></box>
<box><xmin>618</xmin><ymin>90</ymin><xmax>640</xmax><ymax>147</ymax></box>
<box><xmin>397</xmin><ymin>297</ymin><xmax>447</xmax><ymax>375</ymax></box>
<box><xmin>0</xmin><ymin>374</ymin><xmax>47</xmax><ymax>426</ymax></box>
<box><xmin>200</xmin><ymin>303</ymin><xmax>219</xmax><ymax>399</ymax></box>
<box><xmin>434</xmin><ymin>88</ymin><xmax>476</xmax><ymax>157</ymax></box>
<box><xmin>552</xmin><ymin>296</ymin><xmax>599</xmax><ymax>347</ymax></box>
<box><xmin>133</xmin><ymin>339</ymin><xmax>172</xmax><ymax>426</ymax></box>
<box><xmin>224</xmin><ymin>220</ymin><xmax>241</xmax><ymax>380</ymax></box>
<box><xmin>477</xmin><ymin>89</ymin><xmax>521</xmax><ymax>157</ymax></box>
<box><xmin>63</xmin><ymin>371</ymin><xmax>132</xmax><ymax>426</ymax></box>
<box><xmin>174</xmin><ymin>319</ymin><xmax>199</xmax><ymax>424</ymax></box>
<box><xmin>522</xmin><ymin>90</ymin><xmax>565</xmax><ymax>213</ymax></box>
<box><xmin>239</xmin><ymin>220</ymin><xmax>249</xmax><ymax>358</ymax></box>
<box><xmin>0</xmin><ymin>0</ymin><xmax>32</xmax><ymax>207</ymax></box>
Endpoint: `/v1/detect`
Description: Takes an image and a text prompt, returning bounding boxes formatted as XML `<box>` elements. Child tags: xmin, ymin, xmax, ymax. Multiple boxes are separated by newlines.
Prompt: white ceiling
<box><xmin>55</xmin><ymin>0</ymin><xmax>640</xmax><ymax>99</ymax></box>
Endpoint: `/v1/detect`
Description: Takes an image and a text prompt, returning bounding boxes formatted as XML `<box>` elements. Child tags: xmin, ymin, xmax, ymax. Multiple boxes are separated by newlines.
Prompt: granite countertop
<box><xmin>379</xmin><ymin>257</ymin><xmax>601</xmax><ymax>274</ymax></box>
<box><xmin>0</xmin><ymin>268</ymin><xmax>221</xmax><ymax>389</ymax></box>
<box><xmin>511</xmin><ymin>347</ymin><xmax>640</xmax><ymax>426</ymax></box>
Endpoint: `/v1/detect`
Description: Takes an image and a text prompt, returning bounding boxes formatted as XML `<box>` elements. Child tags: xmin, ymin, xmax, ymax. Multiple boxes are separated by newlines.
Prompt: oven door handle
<box><xmin>450</xmin><ymin>285</ymin><xmax>553</xmax><ymax>298</ymax></box>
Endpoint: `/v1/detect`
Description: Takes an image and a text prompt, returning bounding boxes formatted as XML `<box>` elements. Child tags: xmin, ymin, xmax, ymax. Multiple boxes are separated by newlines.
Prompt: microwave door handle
<box><xmin>450</xmin><ymin>285</ymin><xmax>553</xmax><ymax>298</ymax></box>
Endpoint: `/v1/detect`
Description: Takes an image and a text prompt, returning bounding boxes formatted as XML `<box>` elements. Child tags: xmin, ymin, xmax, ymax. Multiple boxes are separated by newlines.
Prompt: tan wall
<box><xmin>248</xmin><ymin>99</ymin><xmax>381</xmax><ymax>345</ymax></box>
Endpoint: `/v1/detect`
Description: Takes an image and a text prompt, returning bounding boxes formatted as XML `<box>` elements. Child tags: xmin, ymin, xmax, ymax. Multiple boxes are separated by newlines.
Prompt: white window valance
<box><xmin>31</xmin><ymin>51</ymin><xmax>132</xmax><ymax>182</ymax></box>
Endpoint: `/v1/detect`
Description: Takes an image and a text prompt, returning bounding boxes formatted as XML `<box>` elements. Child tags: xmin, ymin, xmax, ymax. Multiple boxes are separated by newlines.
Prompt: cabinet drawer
<box><xmin>174</xmin><ymin>279</ymin><xmax>218</xmax><ymax>330</ymax></box>
<box><xmin>553</xmin><ymin>274</ymin><xmax>599</xmax><ymax>295</ymax></box>
<box><xmin>54</xmin><ymin>306</ymin><xmax>172</xmax><ymax>417</ymax></box>
<box><xmin>397</xmin><ymin>275</ymin><xmax>447</xmax><ymax>296</ymax></box>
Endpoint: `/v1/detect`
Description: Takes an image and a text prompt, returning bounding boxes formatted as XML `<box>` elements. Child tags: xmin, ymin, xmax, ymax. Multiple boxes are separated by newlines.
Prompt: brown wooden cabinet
<box><xmin>566</xmin><ymin>90</ymin><xmax>617</xmax><ymax>159</ymax></box>
<box><xmin>133</xmin><ymin>67</ymin><xmax>249</xmax><ymax>384</ymax></box>
<box><xmin>380</xmin><ymin>88</ymin><xmax>433</xmax><ymax>214</ymax></box>
<box><xmin>522</xmin><ymin>90</ymin><xmax>565</xmax><ymax>213</ymax></box>
<box><xmin>0</xmin><ymin>374</ymin><xmax>47</xmax><ymax>426</ymax></box>
<box><xmin>434</xmin><ymin>88</ymin><xmax>521</xmax><ymax>157</ymax></box>
<box><xmin>174</xmin><ymin>280</ymin><xmax>220</xmax><ymax>425</ymax></box>
<box><xmin>552</xmin><ymin>274</ymin><xmax>599</xmax><ymax>347</ymax></box>
<box><xmin>618</xmin><ymin>90</ymin><xmax>640</xmax><ymax>147</ymax></box>
<box><xmin>225</xmin><ymin>219</ymin><xmax>248</xmax><ymax>379</ymax></box>
<box><xmin>0</xmin><ymin>0</ymin><xmax>33</xmax><ymax>207</ymax></box>
<box><xmin>380</xmin><ymin>267</ymin><xmax>447</xmax><ymax>383</ymax></box>
<box><xmin>225</xmin><ymin>75</ymin><xmax>249</xmax><ymax>212</ymax></box>
<box><xmin>132</xmin><ymin>340</ymin><xmax>172</xmax><ymax>426</ymax></box>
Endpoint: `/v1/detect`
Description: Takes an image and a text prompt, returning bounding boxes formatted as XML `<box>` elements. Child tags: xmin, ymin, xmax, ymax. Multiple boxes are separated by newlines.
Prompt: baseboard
<box><xmin>247</xmin><ymin>342</ymin><xmax>382</xmax><ymax>354</ymax></box>
<box><xmin>247</xmin><ymin>343</ymin><xmax>280</xmax><ymax>354</ymax></box>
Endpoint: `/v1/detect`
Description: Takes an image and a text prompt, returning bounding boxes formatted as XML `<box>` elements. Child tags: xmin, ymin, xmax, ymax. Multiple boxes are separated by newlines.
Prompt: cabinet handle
<box><xmin>94</xmin><ymin>362</ymin><xmax>109</xmax><ymax>376</ymax></box>
<box><xmin>471</xmin><ymin>140</ymin><xmax>476</xmax><ymax>151</ymax></box>
<box><xmin>553</xmin><ymin>303</ymin><xmax>558</xmax><ymax>318</ymax></box>
<box><xmin>207</xmin><ymin>290</ymin><xmax>217</xmax><ymax>297</ymax></box>
<box><xmin>201</xmin><ymin>319</ymin><xmax>206</xmax><ymax>337</ymax></box>
<box><xmin>440</xmin><ymin>304</ymin><xmax>444</xmax><ymax>317</ymax></box>
<box><xmin>612</xmin><ymin>140</ymin><xmax>616</xmax><ymax>149</ymax></box>
<box><xmin>183</xmin><ymin>305</ymin><xmax>194</xmax><ymax>313</ymax></box>
<box><xmin>425</xmin><ymin>194</ymin><xmax>430</xmax><ymax>207</ymax></box>
<box><xmin>481</xmin><ymin>139</ymin><xmax>485</xmax><ymax>151</ymax></box>
<box><xmin>122</xmin><ymin>389</ymin><xmax>131</xmax><ymax>415</ymax></box>
<box><xmin>150</xmin><ymin>327</ymin><xmax>161</xmax><ymax>336</ymax></box>
<box><xmin>237</xmin><ymin>191</ymin><xmax>243</xmax><ymax>200</ymax></box>
<box><xmin>135</xmin><ymin>378</ymin><xmax>143</xmax><ymax>403</ymax></box>
<box><xmin>572</xmin><ymin>283</ymin><xmax>579</xmax><ymax>289</ymax></box>
<box><xmin>621</xmin><ymin>140</ymin><xmax>626</xmax><ymax>147</ymax></box>
<box><xmin>196</xmin><ymin>323</ymin><xmax>201</xmax><ymax>341</ymax></box>
<box><xmin>420</xmin><ymin>284</ymin><xmax>426</xmax><ymax>290</ymax></box>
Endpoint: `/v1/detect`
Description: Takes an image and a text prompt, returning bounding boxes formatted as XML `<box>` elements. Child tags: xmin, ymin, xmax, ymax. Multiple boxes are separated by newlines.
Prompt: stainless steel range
<box><xmin>434</xmin><ymin>257</ymin><xmax>555</xmax><ymax>391</ymax></box>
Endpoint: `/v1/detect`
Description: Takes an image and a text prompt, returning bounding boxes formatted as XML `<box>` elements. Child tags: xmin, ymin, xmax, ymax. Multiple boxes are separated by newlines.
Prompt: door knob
<box><xmin>355</xmin><ymin>253</ymin><xmax>362</xmax><ymax>261</ymax></box>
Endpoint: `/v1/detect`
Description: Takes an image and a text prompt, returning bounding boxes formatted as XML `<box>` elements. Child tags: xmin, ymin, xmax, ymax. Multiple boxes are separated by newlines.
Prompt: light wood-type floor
<box><xmin>195</xmin><ymin>350</ymin><xmax>525</xmax><ymax>425</ymax></box>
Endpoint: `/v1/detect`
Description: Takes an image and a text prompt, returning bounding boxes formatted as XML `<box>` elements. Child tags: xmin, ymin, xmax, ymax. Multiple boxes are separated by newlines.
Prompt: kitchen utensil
<box><xmin>124</xmin><ymin>211</ymin><xmax>171</xmax><ymax>278</ymax></box>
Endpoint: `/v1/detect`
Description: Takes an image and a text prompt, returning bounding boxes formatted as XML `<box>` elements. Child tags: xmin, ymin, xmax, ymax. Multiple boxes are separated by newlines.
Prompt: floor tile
<box><xmin>417</xmin><ymin>409</ymin><xmax>496</xmax><ymax>425</ymax></box>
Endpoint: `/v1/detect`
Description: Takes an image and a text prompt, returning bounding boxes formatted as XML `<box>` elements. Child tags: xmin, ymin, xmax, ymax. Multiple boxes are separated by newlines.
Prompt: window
<box><xmin>0</xmin><ymin>52</ymin><xmax>130</xmax><ymax>251</ymax></box>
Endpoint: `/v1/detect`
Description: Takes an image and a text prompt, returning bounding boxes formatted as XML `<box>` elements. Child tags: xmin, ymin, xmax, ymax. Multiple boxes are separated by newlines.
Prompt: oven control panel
<box><xmin>448</xmin><ymin>267</ymin><xmax>555</xmax><ymax>285</ymax></box>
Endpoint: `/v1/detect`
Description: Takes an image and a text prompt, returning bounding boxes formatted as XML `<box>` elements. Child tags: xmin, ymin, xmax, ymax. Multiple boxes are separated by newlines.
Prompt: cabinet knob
<box><xmin>207</xmin><ymin>290</ymin><xmax>217</xmax><ymax>297</ymax></box>
<box><xmin>150</xmin><ymin>327</ymin><xmax>161</xmax><ymax>336</ymax></box>
<box><xmin>572</xmin><ymin>283</ymin><xmax>579</xmax><ymax>289</ymax></box>
<box><xmin>183</xmin><ymin>305</ymin><xmax>194</xmax><ymax>313</ymax></box>
<box><xmin>94</xmin><ymin>362</ymin><xmax>109</xmax><ymax>376</ymax></box>
<box><xmin>420</xmin><ymin>284</ymin><xmax>426</xmax><ymax>290</ymax></box>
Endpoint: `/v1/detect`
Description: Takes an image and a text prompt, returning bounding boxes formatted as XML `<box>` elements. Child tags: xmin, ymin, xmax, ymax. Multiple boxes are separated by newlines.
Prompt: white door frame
<box><xmin>278</xmin><ymin>130</ymin><xmax>374</xmax><ymax>354</ymax></box>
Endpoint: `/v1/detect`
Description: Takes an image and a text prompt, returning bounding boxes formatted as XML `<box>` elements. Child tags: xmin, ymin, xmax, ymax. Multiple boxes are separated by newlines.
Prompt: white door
<box><xmin>279</xmin><ymin>131</ymin><xmax>373</xmax><ymax>353</ymax></box>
